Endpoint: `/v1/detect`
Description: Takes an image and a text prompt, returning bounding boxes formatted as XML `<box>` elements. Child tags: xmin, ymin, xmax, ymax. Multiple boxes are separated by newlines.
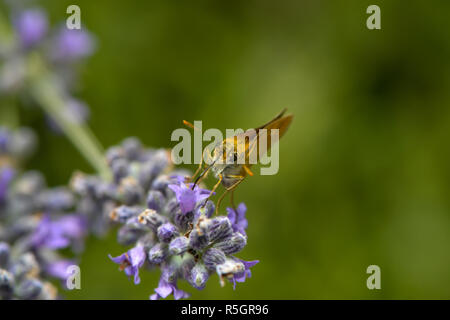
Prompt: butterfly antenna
<box><xmin>183</xmin><ymin>120</ymin><xmax>201</xmax><ymax>131</ymax></box>
<box><xmin>192</xmin><ymin>162</ymin><xmax>214</xmax><ymax>190</ymax></box>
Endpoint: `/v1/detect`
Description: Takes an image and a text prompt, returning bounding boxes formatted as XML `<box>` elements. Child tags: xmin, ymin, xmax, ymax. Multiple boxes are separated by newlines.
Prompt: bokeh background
<box><xmin>2</xmin><ymin>0</ymin><xmax>450</xmax><ymax>299</ymax></box>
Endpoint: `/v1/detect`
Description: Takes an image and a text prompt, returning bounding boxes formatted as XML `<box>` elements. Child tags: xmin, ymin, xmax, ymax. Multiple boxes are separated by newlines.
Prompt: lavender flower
<box><xmin>52</xmin><ymin>28</ymin><xmax>95</xmax><ymax>62</ymax></box>
<box><xmin>189</xmin><ymin>263</ymin><xmax>209</xmax><ymax>290</ymax></box>
<box><xmin>1</xmin><ymin>6</ymin><xmax>96</xmax><ymax>136</ymax></box>
<box><xmin>102</xmin><ymin>137</ymin><xmax>258</xmax><ymax>299</ymax></box>
<box><xmin>150</xmin><ymin>276</ymin><xmax>189</xmax><ymax>300</ymax></box>
<box><xmin>231</xmin><ymin>259</ymin><xmax>259</xmax><ymax>289</ymax></box>
<box><xmin>0</xmin><ymin>247</ymin><xmax>58</xmax><ymax>300</ymax></box>
<box><xmin>168</xmin><ymin>178</ymin><xmax>210</xmax><ymax>214</ymax></box>
<box><xmin>227</xmin><ymin>203</ymin><xmax>248</xmax><ymax>236</ymax></box>
<box><xmin>109</xmin><ymin>245</ymin><xmax>146</xmax><ymax>284</ymax></box>
<box><xmin>45</xmin><ymin>259</ymin><xmax>76</xmax><ymax>281</ymax></box>
<box><xmin>148</xmin><ymin>243</ymin><xmax>168</xmax><ymax>264</ymax></box>
<box><xmin>169</xmin><ymin>236</ymin><xmax>189</xmax><ymax>255</ymax></box>
<box><xmin>0</xmin><ymin>126</ymin><xmax>89</xmax><ymax>299</ymax></box>
<box><xmin>30</xmin><ymin>214</ymin><xmax>86</xmax><ymax>250</ymax></box>
<box><xmin>14</xmin><ymin>9</ymin><xmax>48</xmax><ymax>48</ymax></box>
<box><xmin>157</xmin><ymin>222</ymin><xmax>178</xmax><ymax>243</ymax></box>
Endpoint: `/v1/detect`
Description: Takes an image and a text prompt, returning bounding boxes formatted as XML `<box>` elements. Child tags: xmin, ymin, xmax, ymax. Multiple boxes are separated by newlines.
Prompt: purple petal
<box><xmin>154</xmin><ymin>280</ymin><xmax>173</xmax><ymax>298</ymax></box>
<box><xmin>150</xmin><ymin>293</ymin><xmax>159</xmax><ymax>300</ymax></box>
<box><xmin>241</xmin><ymin>259</ymin><xmax>259</xmax><ymax>269</ymax></box>
<box><xmin>129</xmin><ymin>245</ymin><xmax>146</xmax><ymax>268</ymax></box>
<box><xmin>132</xmin><ymin>266</ymin><xmax>141</xmax><ymax>284</ymax></box>
<box><xmin>14</xmin><ymin>9</ymin><xmax>48</xmax><ymax>47</ymax></box>
<box><xmin>168</xmin><ymin>184</ymin><xmax>181</xmax><ymax>195</ymax></box>
<box><xmin>227</xmin><ymin>207</ymin><xmax>236</xmax><ymax>224</ymax></box>
<box><xmin>45</xmin><ymin>260</ymin><xmax>74</xmax><ymax>280</ymax></box>
<box><xmin>56</xmin><ymin>214</ymin><xmax>86</xmax><ymax>239</ymax></box>
<box><xmin>108</xmin><ymin>252</ymin><xmax>127</xmax><ymax>264</ymax></box>
<box><xmin>44</xmin><ymin>234</ymin><xmax>70</xmax><ymax>249</ymax></box>
<box><xmin>52</xmin><ymin>28</ymin><xmax>95</xmax><ymax>61</ymax></box>
<box><xmin>232</xmin><ymin>259</ymin><xmax>259</xmax><ymax>287</ymax></box>
<box><xmin>237</xmin><ymin>203</ymin><xmax>247</xmax><ymax>220</ymax></box>
<box><xmin>173</xmin><ymin>287</ymin><xmax>189</xmax><ymax>300</ymax></box>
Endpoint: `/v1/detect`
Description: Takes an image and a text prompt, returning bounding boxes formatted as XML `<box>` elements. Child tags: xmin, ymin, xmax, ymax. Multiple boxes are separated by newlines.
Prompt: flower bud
<box><xmin>9</xmin><ymin>127</ymin><xmax>37</xmax><ymax>159</ymax></box>
<box><xmin>118</xmin><ymin>177</ymin><xmax>144</xmax><ymax>205</ymax></box>
<box><xmin>179</xmin><ymin>253</ymin><xmax>195</xmax><ymax>279</ymax></box>
<box><xmin>190</xmin><ymin>263</ymin><xmax>209</xmax><ymax>290</ymax></box>
<box><xmin>146</xmin><ymin>190</ymin><xmax>165</xmax><ymax>212</ymax></box>
<box><xmin>214</xmin><ymin>232</ymin><xmax>247</xmax><ymax>255</ymax></box>
<box><xmin>151</xmin><ymin>174</ymin><xmax>174</xmax><ymax>196</ymax></box>
<box><xmin>121</xmin><ymin>137</ymin><xmax>142</xmax><ymax>160</ymax></box>
<box><xmin>164</xmin><ymin>197</ymin><xmax>180</xmax><ymax>217</ymax></box>
<box><xmin>189</xmin><ymin>227</ymin><xmax>209</xmax><ymax>251</ymax></box>
<box><xmin>194</xmin><ymin>200</ymin><xmax>215</xmax><ymax>220</ymax></box>
<box><xmin>169</xmin><ymin>236</ymin><xmax>189</xmax><ymax>255</ymax></box>
<box><xmin>70</xmin><ymin>172</ymin><xmax>97</xmax><ymax>196</ymax></box>
<box><xmin>117</xmin><ymin>225</ymin><xmax>145</xmax><ymax>246</ymax></box>
<box><xmin>106</xmin><ymin>146</ymin><xmax>124</xmax><ymax>165</ymax></box>
<box><xmin>203</xmin><ymin>248</ymin><xmax>226</xmax><ymax>271</ymax></box>
<box><xmin>110</xmin><ymin>205</ymin><xmax>141</xmax><ymax>223</ymax></box>
<box><xmin>37</xmin><ymin>187</ymin><xmax>74</xmax><ymax>212</ymax></box>
<box><xmin>14</xmin><ymin>9</ymin><xmax>48</xmax><ymax>48</ymax></box>
<box><xmin>95</xmin><ymin>182</ymin><xmax>118</xmax><ymax>200</ymax></box>
<box><xmin>52</xmin><ymin>28</ymin><xmax>95</xmax><ymax>62</ymax></box>
<box><xmin>162</xmin><ymin>260</ymin><xmax>179</xmax><ymax>284</ymax></box>
<box><xmin>138</xmin><ymin>150</ymin><xmax>169</xmax><ymax>188</ymax></box>
<box><xmin>174</xmin><ymin>210</ymin><xmax>194</xmax><ymax>232</ymax></box>
<box><xmin>15</xmin><ymin>278</ymin><xmax>43</xmax><ymax>299</ymax></box>
<box><xmin>148</xmin><ymin>243</ymin><xmax>168</xmax><ymax>264</ymax></box>
<box><xmin>11</xmin><ymin>253</ymin><xmax>40</xmax><ymax>279</ymax></box>
<box><xmin>14</xmin><ymin>171</ymin><xmax>45</xmax><ymax>195</ymax></box>
<box><xmin>157</xmin><ymin>223</ymin><xmax>178</xmax><ymax>243</ymax></box>
<box><xmin>151</xmin><ymin>150</ymin><xmax>170</xmax><ymax>175</ymax></box>
<box><xmin>207</xmin><ymin>217</ymin><xmax>233</xmax><ymax>243</ymax></box>
<box><xmin>137</xmin><ymin>209</ymin><xmax>166</xmax><ymax>231</ymax></box>
<box><xmin>111</xmin><ymin>159</ymin><xmax>128</xmax><ymax>183</ymax></box>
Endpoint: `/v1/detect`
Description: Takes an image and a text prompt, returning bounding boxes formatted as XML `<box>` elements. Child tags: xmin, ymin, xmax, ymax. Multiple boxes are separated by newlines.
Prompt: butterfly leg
<box><xmin>230</xmin><ymin>189</ymin><xmax>237</xmax><ymax>209</ymax></box>
<box><xmin>215</xmin><ymin>175</ymin><xmax>245</xmax><ymax>215</ymax></box>
<box><xmin>201</xmin><ymin>174</ymin><xmax>223</xmax><ymax>207</ymax></box>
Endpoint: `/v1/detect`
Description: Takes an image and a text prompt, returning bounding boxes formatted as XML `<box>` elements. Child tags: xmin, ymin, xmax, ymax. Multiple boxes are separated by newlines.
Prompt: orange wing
<box><xmin>236</xmin><ymin>110</ymin><xmax>293</xmax><ymax>166</ymax></box>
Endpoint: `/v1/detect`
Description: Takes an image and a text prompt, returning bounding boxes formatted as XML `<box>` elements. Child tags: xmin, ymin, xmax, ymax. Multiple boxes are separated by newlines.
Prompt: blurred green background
<box><xmin>3</xmin><ymin>0</ymin><xmax>450</xmax><ymax>299</ymax></box>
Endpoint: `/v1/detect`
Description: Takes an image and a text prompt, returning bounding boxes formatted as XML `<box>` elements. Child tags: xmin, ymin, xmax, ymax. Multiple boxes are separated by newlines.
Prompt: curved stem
<box><xmin>27</xmin><ymin>54</ymin><xmax>112</xmax><ymax>181</ymax></box>
<box><xmin>0</xmin><ymin>12</ymin><xmax>110</xmax><ymax>181</ymax></box>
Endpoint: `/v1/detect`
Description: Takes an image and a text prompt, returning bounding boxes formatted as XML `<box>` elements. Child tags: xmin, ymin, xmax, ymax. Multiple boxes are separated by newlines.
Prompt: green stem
<box><xmin>27</xmin><ymin>53</ymin><xmax>112</xmax><ymax>181</ymax></box>
<box><xmin>0</xmin><ymin>98</ymin><xmax>19</xmax><ymax>128</ymax></box>
<box><xmin>0</xmin><ymin>11</ymin><xmax>110</xmax><ymax>181</ymax></box>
